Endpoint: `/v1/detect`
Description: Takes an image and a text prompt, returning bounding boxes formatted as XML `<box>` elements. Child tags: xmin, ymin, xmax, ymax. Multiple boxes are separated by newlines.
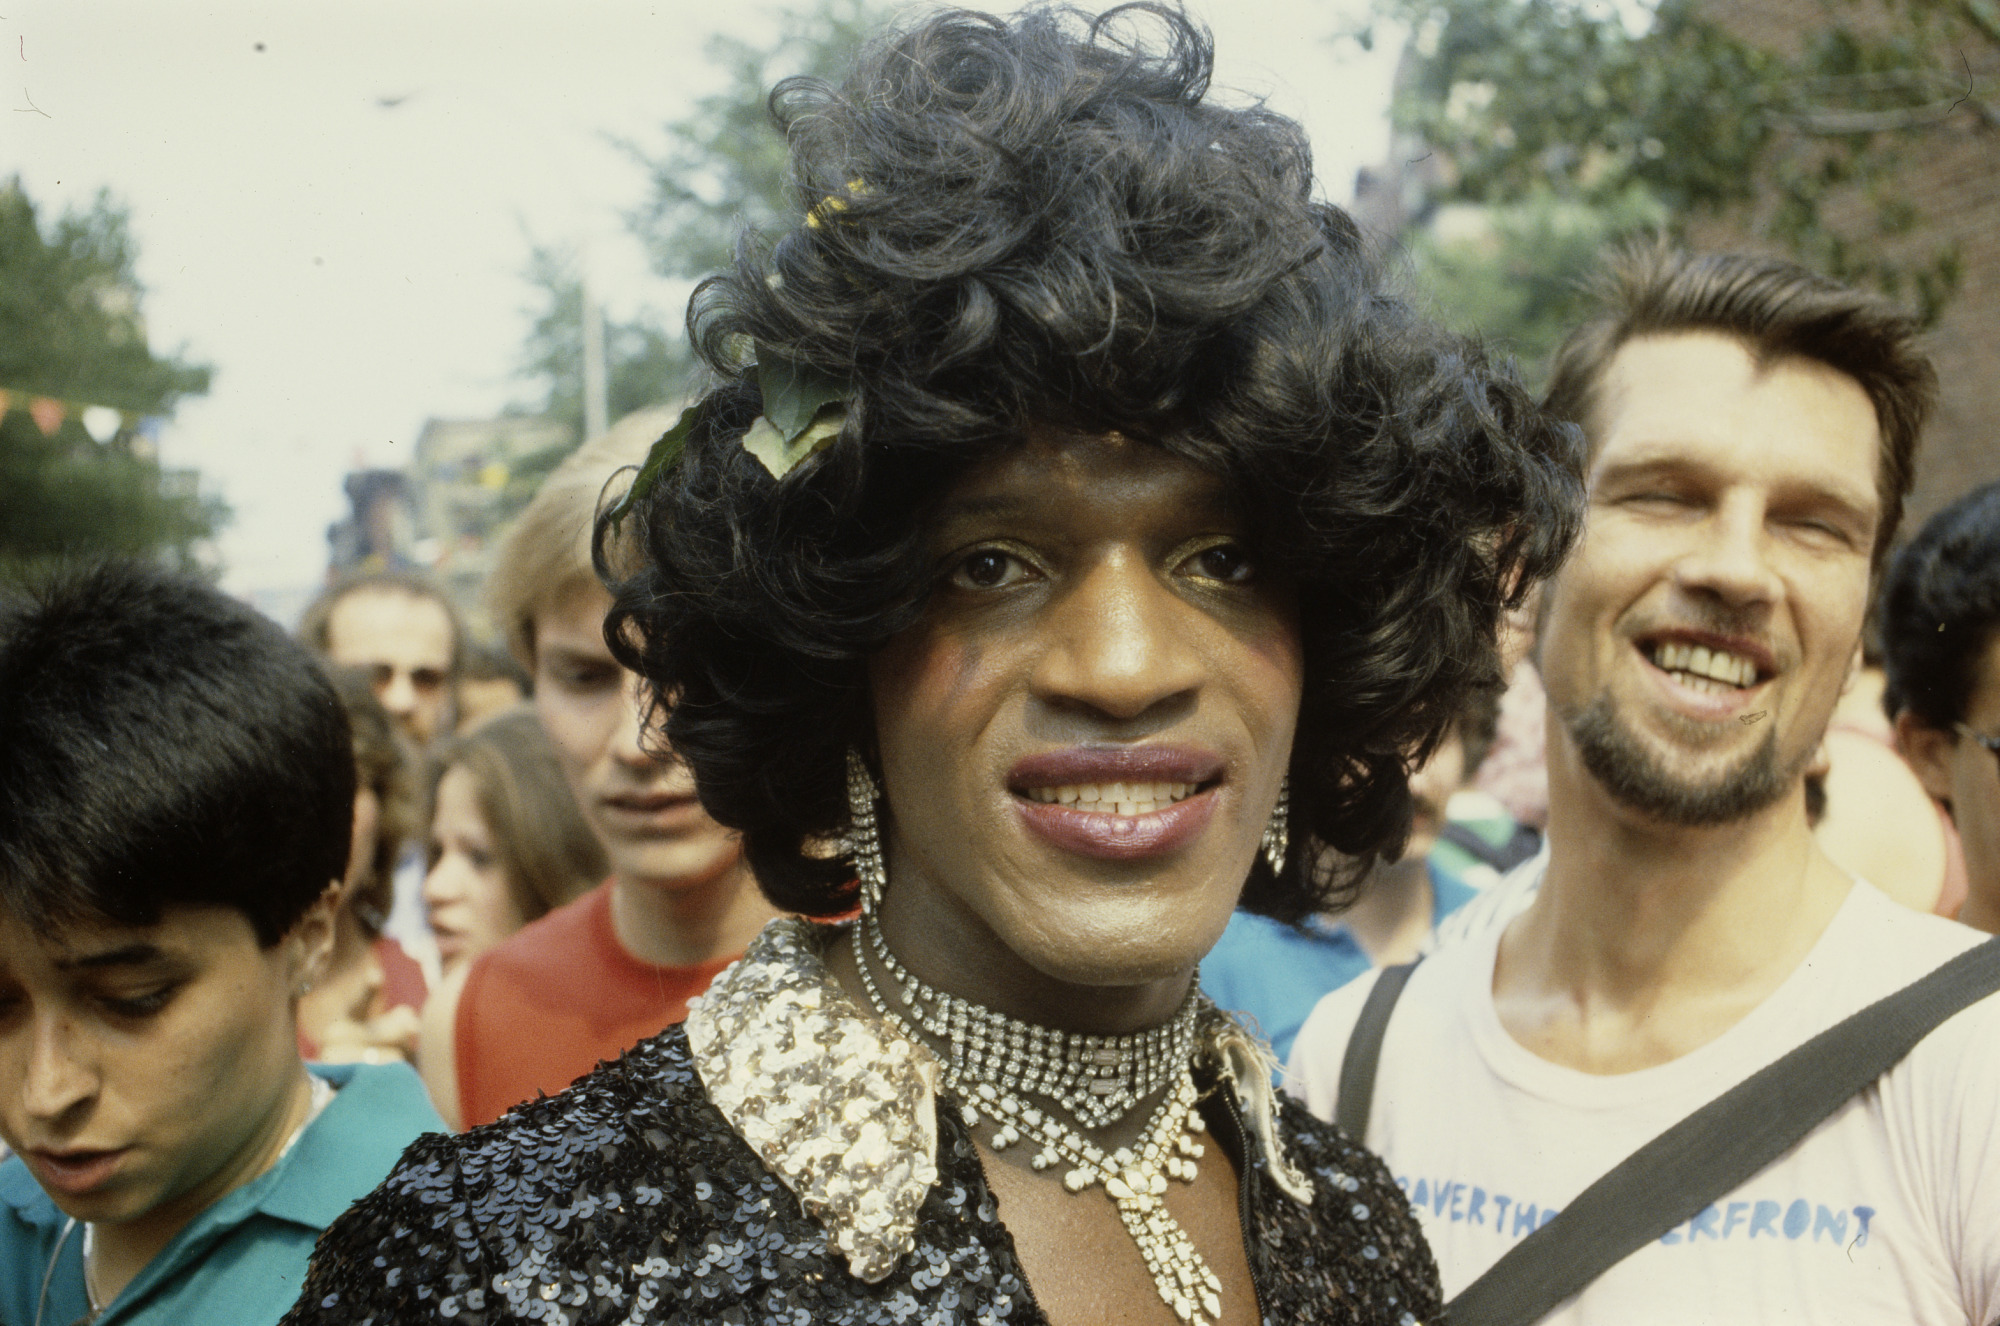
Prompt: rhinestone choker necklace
<box><xmin>860</xmin><ymin>910</ymin><xmax>1199</xmax><ymax>1131</ymax></box>
<box><xmin>855</xmin><ymin>914</ymin><xmax>1226</xmax><ymax>1325</ymax></box>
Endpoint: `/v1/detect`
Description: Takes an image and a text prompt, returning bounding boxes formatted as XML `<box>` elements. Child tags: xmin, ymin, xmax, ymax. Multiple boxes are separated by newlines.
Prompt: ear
<box><xmin>285</xmin><ymin>881</ymin><xmax>346</xmax><ymax>1000</ymax></box>
<box><xmin>1893</xmin><ymin>710</ymin><xmax>1958</xmax><ymax>805</ymax></box>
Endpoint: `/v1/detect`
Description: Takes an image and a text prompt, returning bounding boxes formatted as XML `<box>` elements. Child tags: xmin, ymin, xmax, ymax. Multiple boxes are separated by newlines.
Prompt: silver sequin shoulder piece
<box><xmin>684</xmin><ymin>917</ymin><xmax>942</xmax><ymax>1284</ymax></box>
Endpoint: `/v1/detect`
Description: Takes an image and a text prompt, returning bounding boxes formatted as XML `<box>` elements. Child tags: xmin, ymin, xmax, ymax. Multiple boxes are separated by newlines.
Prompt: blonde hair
<box><xmin>487</xmin><ymin>405</ymin><xmax>682</xmax><ymax>671</ymax></box>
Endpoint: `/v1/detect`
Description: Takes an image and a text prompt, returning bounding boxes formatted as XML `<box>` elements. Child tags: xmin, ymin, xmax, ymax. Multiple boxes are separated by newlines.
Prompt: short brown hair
<box><xmin>324</xmin><ymin>666</ymin><xmax>418</xmax><ymax>934</ymax></box>
<box><xmin>487</xmin><ymin>406</ymin><xmax>680</xmax><ymax>672</ymax></box>
<box><xmin>428</xmin><ymin>707</ymin><xmax>605</xmax><ymax>921</ymax></box>
<box><xmin>1543</xmin><ymin>245</ymin><xmax>1936</xmax><ymax>561</ymax></box>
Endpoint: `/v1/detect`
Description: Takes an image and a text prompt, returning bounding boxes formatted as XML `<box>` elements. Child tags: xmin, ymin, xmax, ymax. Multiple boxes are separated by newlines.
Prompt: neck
<box><xmin>608</xmin><ymin>859</ymin><xmax>774</xmax><ymax>968</ymax></box>
<box><xmin>91</xmin><ymin>1064</ymin><xmax>314</xmax><ymax>1306</ymax></box>
<box><xmin>1497</xmin><ymin>731</ymin><xmax>1851</xmax><ymax>1072</ymax></box>
<box><xmin>1337</xmin><ymin>855</ymin><xmax>1434</xmax><ymax>967</ymax></box>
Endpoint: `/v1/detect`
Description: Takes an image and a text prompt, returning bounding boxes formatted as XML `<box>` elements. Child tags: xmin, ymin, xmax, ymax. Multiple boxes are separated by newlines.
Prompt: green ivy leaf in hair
<box><xmin>743</xmin><ymin>349</ymin><xmax>852</xmax><ymax>478</ymax></box>
<box><xmin>603</xmin><ymin>402</ymin><xmax>701</xmax><ymax>527</ymax></box>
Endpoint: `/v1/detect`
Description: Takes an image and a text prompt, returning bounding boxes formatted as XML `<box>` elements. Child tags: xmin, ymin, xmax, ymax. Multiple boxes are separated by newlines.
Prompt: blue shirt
<box><xmin>1202</xmin><ymin>865</ymin><xmax>1476</xmax><ymax>1065</ymax></box>
<box><xmin>0</xmin><ymin>1060</ymin><xmax>443</xmax><ymax>1326</ymax></box>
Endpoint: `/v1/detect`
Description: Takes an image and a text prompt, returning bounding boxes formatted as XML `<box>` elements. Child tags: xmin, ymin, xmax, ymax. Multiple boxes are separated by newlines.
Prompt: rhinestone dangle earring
<box><xmin>1260</xmin><ymin>776</ymin><xmax>1289</xmax><ymax>878</ymax></box>
<box><xmin>846</xmin><ymin>748</ymin><xmax>888</xmax><ymax>915</ymax></box>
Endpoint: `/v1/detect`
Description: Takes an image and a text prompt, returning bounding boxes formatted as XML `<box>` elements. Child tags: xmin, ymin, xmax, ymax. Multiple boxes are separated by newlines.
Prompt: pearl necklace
<box><xmin>855</xmin><ymin>917</ymin><xmax>1226</xmax><ymax>1325</ymax></box>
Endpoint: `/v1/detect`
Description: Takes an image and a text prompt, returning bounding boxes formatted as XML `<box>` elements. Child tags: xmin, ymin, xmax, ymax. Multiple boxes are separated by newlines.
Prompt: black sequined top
<box><xmin>282</xmin><ymin>1025</ymin><xmax>1438</xmax><ymax>1326</ymax></box>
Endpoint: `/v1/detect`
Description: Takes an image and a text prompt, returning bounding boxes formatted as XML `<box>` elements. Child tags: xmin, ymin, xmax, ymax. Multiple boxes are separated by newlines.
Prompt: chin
<box><xmin>1007</xmin><ymin>886</ymin><xmax>1233</xmax><ymax>988</ymax></box>
<box><xmin>617</xmin><ymin>836</ymin><xmax>744</xmax><ymax>890</ymax></box>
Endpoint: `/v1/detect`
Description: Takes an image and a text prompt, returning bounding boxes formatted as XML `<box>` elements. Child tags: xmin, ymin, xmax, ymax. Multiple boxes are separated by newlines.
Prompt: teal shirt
<box><xmin>0</xmin><ymin>1061</ymin><xmax>443</xmax><ymax>1326</ymax></box>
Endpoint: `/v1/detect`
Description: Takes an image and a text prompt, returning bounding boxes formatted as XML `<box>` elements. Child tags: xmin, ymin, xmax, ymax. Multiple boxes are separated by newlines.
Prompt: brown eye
<box><xmin>951</xmin><ymin>549</ymin><xmax>1029</xmax><ymax>590</ymax></box>
<box><xmin>1188</xmin><ymin>542</ymin><xmax>1253</xmax><ymax>584</ymax></box>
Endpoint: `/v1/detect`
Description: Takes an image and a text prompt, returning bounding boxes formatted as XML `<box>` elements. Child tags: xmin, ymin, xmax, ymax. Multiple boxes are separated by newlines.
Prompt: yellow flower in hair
<box><xmin>805</xmin><ymin>178</ymin><xmax>871</xmax><ymax>230</ymax></box>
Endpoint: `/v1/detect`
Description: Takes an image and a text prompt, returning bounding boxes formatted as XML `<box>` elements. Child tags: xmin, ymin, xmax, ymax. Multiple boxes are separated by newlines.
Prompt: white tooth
<box><xmin>1132</xmin><ymin>800</ymin><xmax>1159</xmax><ymax>815</ymax></box>
<box><xmin>1152</xmin><ymin>781</ymin><xmax>1172</xmax><ymax>803</ymax></box>
<box><xmin>1115</xmin><ymin>800</ymin><xmax>1136</xmax><ymax>815</ymax></box>
<box><xmin>1080</xmin><ymin>783</ymin><xmax>1100</xmax><ymax>804</ymax></box>
<box><xmin>1058</xmin><ymin>786</ymin><xmax>1079</xmax><ymax>804</ymax></box>
<box><xmin>1690</xmin><ymin>645</ymin><xmax>1713</xmax><ymax>677</ymax></box>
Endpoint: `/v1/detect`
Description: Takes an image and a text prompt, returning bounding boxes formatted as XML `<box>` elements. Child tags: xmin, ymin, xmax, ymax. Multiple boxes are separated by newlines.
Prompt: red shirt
<box><xmin>454</xmin><ymin>881</ymin><xmax>735</xmax><ymax>1128</ymax></box>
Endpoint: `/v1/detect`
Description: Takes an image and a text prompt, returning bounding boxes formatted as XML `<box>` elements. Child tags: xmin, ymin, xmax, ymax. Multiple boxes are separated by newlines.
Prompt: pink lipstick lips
<box><xmin>1008</xmin><ymin>746</ymin><xmax>1223</xmax><ymax>861</ymax></box>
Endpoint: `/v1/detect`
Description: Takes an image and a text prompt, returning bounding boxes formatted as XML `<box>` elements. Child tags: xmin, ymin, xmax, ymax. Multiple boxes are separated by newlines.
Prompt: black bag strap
<box><xmin>1334</xmin><ymin>960</ymin><xmax>1419</xmax><ymax>1139</ymax></box>
<box><xmin>1449</xmin><ymin>935</ymin><xmax>2000</xmax><ymax>1326</ymax></box>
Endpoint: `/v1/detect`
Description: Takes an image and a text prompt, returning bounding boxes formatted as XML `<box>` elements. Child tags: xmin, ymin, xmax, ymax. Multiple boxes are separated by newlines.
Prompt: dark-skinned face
<box><xmin>867</xmin><ymin>433</ymin><xmax>1301</xmax><ymax>1030</ymax></box>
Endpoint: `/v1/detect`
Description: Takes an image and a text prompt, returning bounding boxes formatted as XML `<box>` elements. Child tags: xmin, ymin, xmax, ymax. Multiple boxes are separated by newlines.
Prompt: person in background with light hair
<box><xmin>419</xmin><ymin>707</ymin><xmax>604</xmax><ymax>974</ymax></box>
<box><xmin>416</xmin><ymin>408</ymin><xmax>775</xmax><ymax>1130</ymax></box>
<box><xmin>298</xmin><ymin>571</ymin><xmax>463</xmax><ymax>749</ymax></box>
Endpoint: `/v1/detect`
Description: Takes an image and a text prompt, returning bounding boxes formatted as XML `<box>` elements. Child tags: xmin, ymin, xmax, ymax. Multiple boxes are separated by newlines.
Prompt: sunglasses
<box><xmin>1956</xmin><ymin>723</ymin><xmax>2000</xmax><ymax>777</ymax></box>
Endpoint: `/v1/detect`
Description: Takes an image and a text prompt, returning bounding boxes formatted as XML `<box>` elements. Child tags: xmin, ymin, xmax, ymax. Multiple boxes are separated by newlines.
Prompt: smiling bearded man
<box><xmin>1289</xmin><ymin>248</ymin><xmax>2000</xmax><ymax>1326</ymax></box>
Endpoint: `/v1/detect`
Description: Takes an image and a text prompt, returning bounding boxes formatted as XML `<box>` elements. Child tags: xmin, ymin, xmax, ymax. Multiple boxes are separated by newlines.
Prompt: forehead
<box><xmin>934</xmin><ymin>432</ymin><xmax>1231</xmax><ymax>526</ymax></box>
<box><xmin>327</xmin><ymin>588</ymin><xmax>454</xmax><ymax>659</ymax></box>
<box><xmin>531</xmin><ymin>581</ymin><xmax>615</xmax><ymax>654</ymax></box>
<box><xmin>1591</xmin><ymin>331</ymin><xmax>1881</xmax><ymax>510</ymax></box>
<box><xmin>0</xmin><ymin>904</ymin><xmax>259</xmax><ymax>971</ymax></box>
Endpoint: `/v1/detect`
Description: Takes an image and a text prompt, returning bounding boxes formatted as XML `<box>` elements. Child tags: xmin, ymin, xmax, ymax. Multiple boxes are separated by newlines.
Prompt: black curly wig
<box><xmin>601</xmin><ymin>3</ymin><xmax>1584</xmax><ymax>921</ymax></box>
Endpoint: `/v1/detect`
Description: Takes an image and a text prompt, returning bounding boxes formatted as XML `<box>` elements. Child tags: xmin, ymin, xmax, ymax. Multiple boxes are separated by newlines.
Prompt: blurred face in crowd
<box><xmin>1538</xmin><ymin>331</ymin><xmax>1879</xmax><ymax>826</ymax></box>
<box><xmin>531</xmin><ymin>583</ymin><xmax>745</xmax><ymax>891</ymax></box>
<box><xmin>325</xmin><ymin>587</ymin><xmax>455</xmax><ymax>745</ymax></box>
<box><xmin>1900</xmin><ymin>632</ymin><xmax>2000</xmax><ymax>927</ymax></box>
<box><xmin>0</xmin><ymin>901</ymin><xmax>330</xmax><ymax>1232</ymax></box>
<box><xmin>1400</xmin><ymin>728</ymin><xmax>1467</xmax><ymax>864</ymax></box>
<box><xmin>866</xmin><ymin>434</ymin><xmax>1300</xmax><ymax>1015</ymax></box>
<box><xmin>422</xmin><ymin>764</ymin><xmax>527</xmax><ymax>971</ymax></box>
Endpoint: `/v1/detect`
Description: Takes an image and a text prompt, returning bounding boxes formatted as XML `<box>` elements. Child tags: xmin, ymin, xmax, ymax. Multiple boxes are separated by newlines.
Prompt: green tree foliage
<box><xmin>0</xmin><ymin>180</ymin><xmax>220</xmax><ymax>576</ymax></box>
<box><xmin>1365</xmin><ymin>0</ymin><xmax>1996</xmax><ymax>340</ymax></box>
<box><xmin>513</xmin><ymin>240</ymin><xmax>688</xmax><ymax>450</ymax></box>
<box><xmin>626</xmin><ymin>0</ymin><xmax>884</xmax><ymax>281</ymax></box>
<box><xmin>513</xmin><ymin>0</ymin><xmax>884</xmax><ymax>429</ymax></box>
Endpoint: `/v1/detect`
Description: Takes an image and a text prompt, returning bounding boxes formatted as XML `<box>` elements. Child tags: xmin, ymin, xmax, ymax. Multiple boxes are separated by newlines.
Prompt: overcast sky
<box><xmin>6</xmin><ymin>1</ymin><xmax>1399</xmax><ymax>603</ymax></box>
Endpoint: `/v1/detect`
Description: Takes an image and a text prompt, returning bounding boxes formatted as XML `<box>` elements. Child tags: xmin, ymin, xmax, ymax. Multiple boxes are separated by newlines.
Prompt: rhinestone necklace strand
<box><xmin>854</xmin><ymin>917</ymin><xmax>1226</xmax><ymax>1325</ymax></box>
<box><xmin>861</xmin><ymin>909</ymin><xmax>1199</xmax><ymax>1130</ymax></box>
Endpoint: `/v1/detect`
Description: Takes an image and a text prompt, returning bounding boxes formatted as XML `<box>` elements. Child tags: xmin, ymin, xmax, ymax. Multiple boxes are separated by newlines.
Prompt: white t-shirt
<box><xmin>1287</xmin><ymin>879</ymin><xmax>2000</xmax><ymax>1325</ymax></box>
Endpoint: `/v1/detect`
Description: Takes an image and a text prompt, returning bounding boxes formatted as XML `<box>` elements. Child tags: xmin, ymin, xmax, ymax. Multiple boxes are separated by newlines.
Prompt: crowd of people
<box><xmin>2</xmin><ymin>4</ymin><xmax>1999</xmax><ymax>1324</ymax></box>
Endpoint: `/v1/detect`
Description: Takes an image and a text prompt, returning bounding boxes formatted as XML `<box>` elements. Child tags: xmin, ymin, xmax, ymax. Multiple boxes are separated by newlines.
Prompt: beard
<box><xmin>1564</xmin><ymin>692</ymin><xmax>1807</xmax><ymax>827</ymax></box>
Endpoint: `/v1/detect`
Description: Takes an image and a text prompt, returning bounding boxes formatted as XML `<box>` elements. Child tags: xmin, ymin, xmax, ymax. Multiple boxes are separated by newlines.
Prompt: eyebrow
<box><xmin>55</xmin><ymin>943</ymin><xmax>167</xmax><ymax>972</ymax></box>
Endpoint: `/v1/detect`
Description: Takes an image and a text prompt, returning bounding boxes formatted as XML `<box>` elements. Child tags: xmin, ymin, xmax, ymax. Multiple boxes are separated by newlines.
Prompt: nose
<box><xmin>1032</xmin><ymin>551</ymin><xmax>1206</xmax><ymax>723</ymax></box>
<box><xmin>22</xmin><ymin>1013</ymin><xmax>98</xmax><ymax>1126</ymax></box>
<box><xmin>611</xmin><ymin>670</ymin><xmax>660</xmax><ymax>769</ymax></box>
<box><xmin>422</xmin><ymin>857</ymin><xmax>465</xmax><ymax>909</ymax></box>
<box><xmin>377</xmin><ymin>666</ymin><xmax>418</xmax><ymax>718</ymax></box>
<box><xmin>1674</xmin><ymin>492</ymin><xmax>1783</xmax><ymax>610</ymax></box>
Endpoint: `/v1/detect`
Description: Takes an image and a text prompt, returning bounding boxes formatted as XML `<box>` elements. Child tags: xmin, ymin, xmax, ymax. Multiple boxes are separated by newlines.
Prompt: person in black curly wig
<box><xmin>282</xmin><ymin>8</ymin><xmax>1579</xmax><ymax>1325</ymax></box>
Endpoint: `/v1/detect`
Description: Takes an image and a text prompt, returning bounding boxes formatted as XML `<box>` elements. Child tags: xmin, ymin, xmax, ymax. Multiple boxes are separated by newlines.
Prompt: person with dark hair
<box><xmin>296</xmin><ymin>668</ymin><xmax>428</xmax><ymax>1065</ymax></box>
<box><xmin>284</xmin><ymin>8</ymin><xmax>1578</xmax><ymax>1323</ymax></box>
<box><xmin>299</xmin><ymin>570</ymin><xmax>463</xmax><ymax>748</ymax></box>
<box><xmin>0</xmin><ymin>563</ymin><xmax>443</xmax><ymax>1326</ymax></box>
<box><xmin>1291</xmin><ymin>248</ymin><xmax>2000</xmax><ymax>1324</ymax></box>
<box><xmin>418</xmin><ymin>707</ymin><xmax>605</xmax><ymax>975</ymax></box>
<box><xmin>1202</xmin><ymin>687</ymin><xmax>1503</xmax><ymax>1064</ymax></box>
<box><xmin>1883</xmin><ymin>479</ymin><xmax>2000</xmax><ymax>933</ymax></box>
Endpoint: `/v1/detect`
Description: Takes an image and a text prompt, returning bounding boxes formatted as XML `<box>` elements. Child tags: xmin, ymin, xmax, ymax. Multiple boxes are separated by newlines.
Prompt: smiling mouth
<box><xmin>1019</xmin><ymin>781</ymin><xmax>1202</xmax><ymax>815</ymax></box>
<box><xmin>1646</xmin><ymin>640</ymin><xmax>1768</xmax><ymax>694</ymax></box>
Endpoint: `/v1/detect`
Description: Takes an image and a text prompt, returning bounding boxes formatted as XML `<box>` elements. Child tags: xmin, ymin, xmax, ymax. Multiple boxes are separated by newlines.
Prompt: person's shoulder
<box><xmin>283</xmin><ymin>1028</ymin><xmax>758</xmax><ymax>1325</ymax></box>
<box><xmin>1284</xmin><ymin>966</ymin><xmax>1385</xmax><ymax>1120</ymax></box>
<box><xmin>1842</xmin><ymin>877</ymin><xmax>1991</xmax><ymax>976</ymax></box>
<box><xmin>1268</xmin><ymin>1096</ymin><xmax>1443</xmax><ymax>1318</ymax></box>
